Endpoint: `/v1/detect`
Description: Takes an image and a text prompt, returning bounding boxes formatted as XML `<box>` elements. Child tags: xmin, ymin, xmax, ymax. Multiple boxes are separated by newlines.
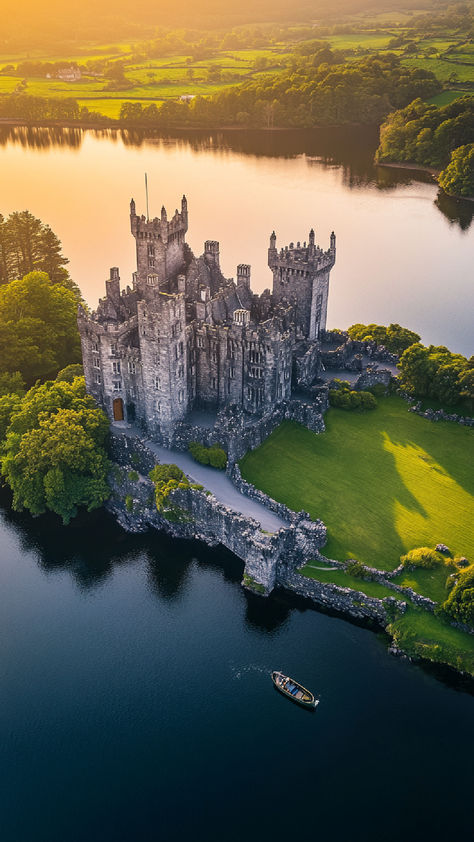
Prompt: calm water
<box><xmin>0</xmin><ymin>490</ymin><xmax>473</xmax><ymax>842</ymax></box>
<box><xmin>1</xmin><ymin>127</ymin><xmax>473</xmax><ymax>841</ymax></box>
<box><xmin>0</xmin><ymin>126</ymin><xmax>473</xmax><ymax>356</ymax></box>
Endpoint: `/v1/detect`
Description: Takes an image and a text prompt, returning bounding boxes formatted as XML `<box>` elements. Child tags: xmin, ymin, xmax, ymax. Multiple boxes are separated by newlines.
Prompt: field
<box><xmin>239</xmin><ymin>397</ymin><xmax>474</xmax><ymax>571</ymax></box>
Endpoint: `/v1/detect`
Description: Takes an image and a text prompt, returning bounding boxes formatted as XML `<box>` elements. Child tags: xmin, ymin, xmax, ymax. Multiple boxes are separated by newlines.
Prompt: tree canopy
<box><xmin>376</xmin><ymin>96</ymin><xmax>474</xmax><ymax>186</ymax></box>
<box><xmin>0</xmin><ymin>210</ymin><xmax>78</xmax><ymax>292</ymax></box>
<box><xmin>398</xmin><ymin>343</ymin><xmax>474</xmax><ymax>409</ymax></box>
<box><xmin>0</xmin><ymin>271</ymin><xmax>82</xmax><ymax>385</ymax></box>
<box><xmin>439</xmin><ymin>144</ymin><xmax>474</xmax><ymax>199</ymax></box>
<box><xmin>0</xmin><ymin>376</ymin><xmax>110</xmax><ymax>523</ymax></box>
<box><xmin>347</xmin><ymin>322</ymin><xmax>420</xmax><ymax>355</ymax></box>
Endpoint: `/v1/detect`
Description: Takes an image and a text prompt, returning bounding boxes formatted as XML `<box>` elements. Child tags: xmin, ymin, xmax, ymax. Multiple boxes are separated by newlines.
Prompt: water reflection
<box><xmin>0</xmin><ymin>124</ymin><xmax>470</xmax><ymax>229</ymax></box>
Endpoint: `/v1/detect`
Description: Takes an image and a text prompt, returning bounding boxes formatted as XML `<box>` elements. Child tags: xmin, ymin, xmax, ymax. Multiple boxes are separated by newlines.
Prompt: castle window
<box><xmin>147</xmin><ymin>274</ymin><xmax>158</xmax><ymax>286</ymax></box>
<box><xmin>155</xmin><ymin>400</ymin><xmax>161</xmax><ymax>414</ymax></box>
<box><xmin>178</xmin><ymin>364</ymin><xmax>184</xmax><ymax>378</ymax></box>
<box><xmin>113</xmin><ymin>361</ymin><xmax>121</xmax><ymax>375</ymax></box>
<box><xmin>92</xmin><ymin>341</ymin><xmax>99</xmax><ymax>352</ymax></box>
<box><xmin>178</xmin><ymin>390</ymin><xmax>184</xmax><ymax>404</ymax></box>
<box><xmin>94</xmin><ymin>371</ymin><xmax>101</xmax><ymax>385</ymax></box>
<box><xmin>93</xmin><ymin>355</ymin><xmax>100</xmax><ymax>369</ymax></box>
<box><xmin>175</xmin><ymin>347</ymin><xmax>179</xmax><ymax>361</ymax></box>
<box><xmin>111</xmin><ymin>342</ymin><xmax>118</xmax><ymax>356</ymax></box>
<box><xmin>154</xmin><ymin>376</ymin><xmax>161</xmax><ymax>390</ymax></box>
<box><xmin>153</xmin><ymin>352</ymin><xmax>159</xmax><ymax>365</ymax></box>
<box><xmin>147</xmin><ymin>243</ymin><xmax>155</xmax><ymax>257</ymax></box>
<box><xmin>130</xmin><ymin>386</ymin><xmax>136</xmax><ymax>398</ymax></box>
<box><xmin>197</xmin><ymin>336</ymin><xmax>204</xmax><ymax>349</ymax></box>
<box><xmin>229</xmin><ymin>366</ymin><xmax>235</xmax><ymax>379</ymax></box>
<box><xmin>179</xmin><ymin>341</ymin><xmax>184</xmax><ymax>356</ymax></box>
<box><xmin>128</xmin><ymin>361</ymin><xmax>136</xmax><ymax>374</ymax></box>
<box><xmin>211</xmin><ymin>351</ymin><xmax>217</xmax><ymax>364</ymax></box>
<box><xmin>113</xmin><ymin>380</ymin><xmax>121</xmax><ymax>392</ymax></box>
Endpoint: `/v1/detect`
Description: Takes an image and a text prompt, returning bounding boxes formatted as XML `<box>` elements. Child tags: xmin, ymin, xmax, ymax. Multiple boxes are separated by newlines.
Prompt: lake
<box><xmin>0</xmin><ymin>127</ymin><xmax>473</xmax><ymax>842</ymax></box>
<box><xmin>0</xmin><ymin>490</ymin><xmax>473</xmax><ymax>842</ymax></box>
<box><xmin>0</xmin><ymin>125</ymin><xmax>473</xmax><ymax>356</ymax></box>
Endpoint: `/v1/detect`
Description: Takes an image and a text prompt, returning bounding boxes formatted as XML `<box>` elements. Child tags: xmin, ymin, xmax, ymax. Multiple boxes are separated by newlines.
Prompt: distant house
<box><xmin>180</xmin><ymin>94</ymin><xmax>195</xmax><ymax>102</ymax></box>
<box><xmin>57</xmin><ymin>67</ymin><xmax>81</xmax><ymax>82</ymax></box>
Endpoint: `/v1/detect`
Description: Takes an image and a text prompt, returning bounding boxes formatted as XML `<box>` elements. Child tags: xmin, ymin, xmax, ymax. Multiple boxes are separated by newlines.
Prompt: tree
<box><xmin>439</xmin><ymin>144</ymin><xmax>474</xmax><ymax>199</ymax></box>
<box><xmin>441</xmin><ymin>564</ymin><xmax>474</xmax><ymax>627</ymax></box>
<box><xmin>56</xmin><ymin>364</ymin><xmax>84</xmax><ymax>383</ymax></box>
<box><xmin>0</xmin><ymin>210</ymin><xmax>75</xmax><ymax>290</ymax></box>
<box><xmin>0</xmin><ymin>371</ymin><xmax>25</xmax><ymax>397</ymax></box>
<box><xmin>0</xmin><ymin>271</ymin><xmax>82</xmax><ymax>384</ymax></box>
<box><xmin>1</xmin><ymin>377</ymin><xmax>110</xmax><ymax>523</ymax></box>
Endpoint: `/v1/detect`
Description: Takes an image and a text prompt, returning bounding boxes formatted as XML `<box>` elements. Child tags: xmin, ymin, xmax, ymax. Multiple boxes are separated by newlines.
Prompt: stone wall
<box><xmin>354</xmin><ymin>368</ymin><xmax>393</xmax><ymax>392</ymax></box>
<box><xmin>107</xmin><ymin>434</ymin><xmax>327</xmax><ymax>595</ymax></box>
<box><xmin>282</xmin><ymin>569</ymin><xmax>403</xmax><ymax>625</ymax></box>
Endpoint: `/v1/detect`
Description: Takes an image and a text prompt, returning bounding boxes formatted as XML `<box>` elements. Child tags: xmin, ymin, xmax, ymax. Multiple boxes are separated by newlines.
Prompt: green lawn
<box><xmin>387</xmin><ymin>605</ymin><xmax>474</xmax><ymax>675</ymax></box>
<box><xmin>239</xmin><ymin>397</ymin><xmax>474</xmax><ymax>571</ymax></box>
<box><xmin>428</xmin><ymin>89</ymin><xmax>473</xmax><ymax>106</ymax></box>
<box><xmin>391</xmin><ymin>562</ymin><xmax>455</xmax><ymax>603</ymax></box>
<box><xmin>299</xmin><ymin>564</ymin><xmax>403</xmax><ymax>601</ymax></box>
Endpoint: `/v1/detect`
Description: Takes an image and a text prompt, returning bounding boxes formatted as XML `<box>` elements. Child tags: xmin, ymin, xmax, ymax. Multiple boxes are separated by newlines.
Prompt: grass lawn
<box><xmin>299</xmin><ymin>563</ymin><xmax>404</xmax><ymax>601</ymax></box>
<box><xmin>391</xmin><ymin>562</ymin><xmax>455</xmax><ymax>603</ymax></box>
<box><xmin>239</xmin><ymin>397</ymin><xmax>474</xmax><ymax>571</ymax></box>
<box><xmin>387</xmin><ymin>605</ymin><xmax>474</xmax><ymax>675</ymax></box>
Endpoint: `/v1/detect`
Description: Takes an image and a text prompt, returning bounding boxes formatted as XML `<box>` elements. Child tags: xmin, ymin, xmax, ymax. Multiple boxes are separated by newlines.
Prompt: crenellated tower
<box><xmin>268</xmin><ymin>229</ymin><xmax>336</xmax><ymax>340</ymax></box>
<box><xmin>130</xmin><ymin>195</ymin><xmax>188</xmax><ymax>295</ymax></box>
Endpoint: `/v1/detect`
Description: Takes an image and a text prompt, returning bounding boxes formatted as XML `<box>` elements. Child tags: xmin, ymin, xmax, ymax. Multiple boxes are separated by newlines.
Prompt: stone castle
<box><xmin>78</xmin><ymin>196</ymin><xmax>336</xmax><ymax>437</ymax></box>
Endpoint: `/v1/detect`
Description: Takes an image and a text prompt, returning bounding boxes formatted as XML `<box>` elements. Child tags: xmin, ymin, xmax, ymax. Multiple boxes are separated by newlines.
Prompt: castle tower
<box><xmin>268</xmin><ymin>230</ymin><xmax>336</xmax><ymax>340</ymax></box>
<box><xmin>130</xmin><ymin>197</ymin><xmax>188</xmax><ymax>296</ymax></box>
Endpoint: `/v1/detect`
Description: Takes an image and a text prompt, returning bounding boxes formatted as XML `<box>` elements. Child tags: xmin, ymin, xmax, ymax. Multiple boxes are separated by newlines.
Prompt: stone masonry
<box><xmin>78</xmin><ymin>196</ymin><xmax>336</xmax><ymax>437</ymax></box>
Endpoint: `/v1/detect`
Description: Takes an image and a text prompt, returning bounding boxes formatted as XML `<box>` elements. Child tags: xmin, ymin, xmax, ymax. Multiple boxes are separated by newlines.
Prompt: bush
<box><xmin>208</xmin><ymin>446</ymin><xmax>227</xmax><ymax>470</ymax></box>
<box><xmin>188</xmin><ymin>441</ymin><xmax>227</xmax><ymax>469</ymax></box>
<box><xmin>329</xmin><ymin>388</ymin><xmax>377</xmax><ymax>411</ymax></box>
<box><xmin>149</xmin><ymin>463</ymin><xmax>191</xmax><ymax>510</ymax></box>
<box><xmin>125</xmin><ymin>495</ymin><xmax>133</xmax><ymax>512</ymax></box>
<box><xmin>440</xmin><ymin>564</ymin><xmax>474</xmax><ymax>627</ymax></box>
<box><xmin>346</xmin><ymin>560</ymin><xmax>367</xmax><ymax>578</ymax></box>
<box><xmin>188</xmin><ymin>441</ymin><xmax>210</xmax><ymax>465</ymax></box>
<box><xmin>367</xmin><ymin>383</ymin><xmax>387</xmax><ymax>398</ymax></box>
<box><xmin>401</xmin><ymin>547</ymin><xmax>446</xmax><ymax>569</ymax></box>
<box><xmin>127</xmin><ymin>470</ymin><xmax>139</xmax><ymax>481</ymax></box>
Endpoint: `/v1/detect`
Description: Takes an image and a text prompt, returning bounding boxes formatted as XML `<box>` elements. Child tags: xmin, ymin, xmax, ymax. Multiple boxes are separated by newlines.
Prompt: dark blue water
<box><xmin>0</xmin><ymin>490</ymin><xmax>472</xmax><ymax>842</ymax></box>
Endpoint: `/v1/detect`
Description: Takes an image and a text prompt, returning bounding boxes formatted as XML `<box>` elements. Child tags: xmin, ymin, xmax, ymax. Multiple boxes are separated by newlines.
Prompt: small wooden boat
<box><xmin>272</xmin><ymin>671</ymin><xmax>318</xmax><ymax>709</ymax></box>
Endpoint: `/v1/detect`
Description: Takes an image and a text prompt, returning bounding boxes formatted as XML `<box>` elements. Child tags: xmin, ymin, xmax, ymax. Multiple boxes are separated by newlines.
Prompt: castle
<box><xmin>78</xmin><ymin>196</ymin><xmax>336</xmax><ymax>437</ymax></box>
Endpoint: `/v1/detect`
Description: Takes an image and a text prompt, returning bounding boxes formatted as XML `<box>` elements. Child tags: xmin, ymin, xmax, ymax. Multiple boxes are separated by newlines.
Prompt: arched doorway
<box><xmin>113</xmin><ymin>398</ymin><xmax>124</xmax><ymax>421</ymax></box>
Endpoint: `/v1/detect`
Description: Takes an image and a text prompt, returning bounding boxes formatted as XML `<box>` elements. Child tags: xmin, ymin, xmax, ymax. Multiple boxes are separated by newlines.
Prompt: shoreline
<box><xmin>0</xmin><ymin>117</ymin><xmax>378</xmax><ymax>132</ymax></box>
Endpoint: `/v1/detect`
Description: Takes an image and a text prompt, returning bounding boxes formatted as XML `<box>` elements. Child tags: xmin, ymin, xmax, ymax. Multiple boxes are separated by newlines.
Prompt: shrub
<box><xmin>127</xmin><ymin>470</ymin><xmax>139</xmax><ymax>481</ymax></box>
<box><xmin>440</xmin><ymin>564</ymin><xmax>474</xmax><ymax>627</ymax></box>
<box><xmin>329</xmin><ymin>388</ymin><xmax>377</xmax><ymax>411</ymax></box>
<box><xmin>367</xmin><ymin>383</ymin><xmax>387</xmax><ymax>398</ymax></box>
<box><xmin>346</xmin><ymin>560</ymin><xmax>367</xmax><ymax>578</ymax></box>
<box><xmin>149</xmin><ymin>463</ymin><xmax>191</xmax><ymax>510</ymax></box>
<box><xmin>189</xmin><ymin>441</ymin><xmax>227</xmax><ymax>469</ymax></box>
<box><xmin>208</xmin><ymin>446</ymin><xmax>227</xmax><ymax>470</ymax></box>
<box><xmin>401</xmin><ymin>547</ymin><xmax>445</xmax><ymax>569</ymax></box>
<box><xmin>188</xmin><ymin>441</ymin><xmax>210</xmax><ymax>465</ymax></box>
<box><xmin>125</xmin><ymin>495</ymin><xmax>133</xmax><ymax>512</ymax></box>
<box><xmin>55</xmin><ymin>364</ymin><xmax>84</xmax><ymax>383</ymax></box>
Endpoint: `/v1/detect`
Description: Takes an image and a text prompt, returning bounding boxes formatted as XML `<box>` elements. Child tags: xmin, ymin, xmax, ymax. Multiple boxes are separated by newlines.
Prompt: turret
<box><xmin>268</xmin><ymin>231</ymin><xmax>278</xmax><ymax>268</ymax></box>
<box><xmin>130</xmin><ymin>198</ymin><xmax>136</xmax><ymax>217</ymax></box>
<box><xmin>237</xmin><ymin>264</ymin><xmax>251</xmax><ymax>289</ymax></box>
<box><xmin>181</xmin><ymin>194</ymin><xmax>188</xmax><ymax>226</ymax></box>
<box><xmin>330</xmin><ymin>231</ymin><xmax>336</xmax><ymax>255</ymax></box>
<box><xmin>309</xmin><ymin>228</ymin><xmax>315</xmax><ymax>257</ymax></box>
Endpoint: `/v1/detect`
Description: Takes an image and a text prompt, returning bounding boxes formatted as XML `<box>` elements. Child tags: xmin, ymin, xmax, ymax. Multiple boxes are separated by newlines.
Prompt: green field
<box><xmin>428</xmin><ymin>89</ymin><xmax>474</xmax><ymax>106</ymax></box>
<box><xmin>240</xmin><ymin>397</ymin><xmax>474</xmax><ymax>571</ymax></box>
<box><xmin>388</xmin><ymin>605</ymin><xmax>474</xmax><ymax>674</ymax></box>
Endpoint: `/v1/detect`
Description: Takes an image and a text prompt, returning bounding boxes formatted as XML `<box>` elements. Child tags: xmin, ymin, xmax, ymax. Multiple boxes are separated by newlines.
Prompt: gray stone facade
<box><xmin>78</xmin><ymin>197</ymin><xmax>336</xmax><ymax>436</ymax></box>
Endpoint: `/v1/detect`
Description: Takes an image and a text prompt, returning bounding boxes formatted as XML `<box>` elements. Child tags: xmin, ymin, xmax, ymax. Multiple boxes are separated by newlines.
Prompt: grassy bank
<box><xmin>299</xmin><ymin>563</ymin><xmax>404</xmax><ymax>601</ymax></box>
<box><xmin>387</xmin><ymin>605</ymin><xmax>474</xmax><ymax>675</ymax></box>
<box><xmin>239</xmin><ymin>397</ymin><xmax>474</xmax><ymax>570</ymax></box>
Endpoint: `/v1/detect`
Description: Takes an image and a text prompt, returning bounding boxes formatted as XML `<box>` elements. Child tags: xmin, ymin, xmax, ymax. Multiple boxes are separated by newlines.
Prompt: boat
<box><xmin>271</xmin><ymin>671</ymin><xmax>318</xmax><ymax>709</ymax></box>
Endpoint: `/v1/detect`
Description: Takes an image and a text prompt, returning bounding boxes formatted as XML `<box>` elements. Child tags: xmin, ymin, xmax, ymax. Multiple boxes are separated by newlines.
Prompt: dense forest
<box><xmin>377</xmin><ymin>96</ymin><xmax>474</xmax><ymax>195</ymax></box>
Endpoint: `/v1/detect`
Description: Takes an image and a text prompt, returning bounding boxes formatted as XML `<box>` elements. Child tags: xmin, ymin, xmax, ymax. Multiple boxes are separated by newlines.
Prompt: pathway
<box><xmin>114</xmin><ymin>425</ymin><xmax>287</xmax><ymax>534</ymax></box>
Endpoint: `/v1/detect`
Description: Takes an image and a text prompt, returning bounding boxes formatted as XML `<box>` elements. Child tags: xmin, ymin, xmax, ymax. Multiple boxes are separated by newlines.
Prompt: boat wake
<box><xmin>230</xmin><ymin>663</ymin><xmax>272</xmax><ymax>681</ymax></box>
